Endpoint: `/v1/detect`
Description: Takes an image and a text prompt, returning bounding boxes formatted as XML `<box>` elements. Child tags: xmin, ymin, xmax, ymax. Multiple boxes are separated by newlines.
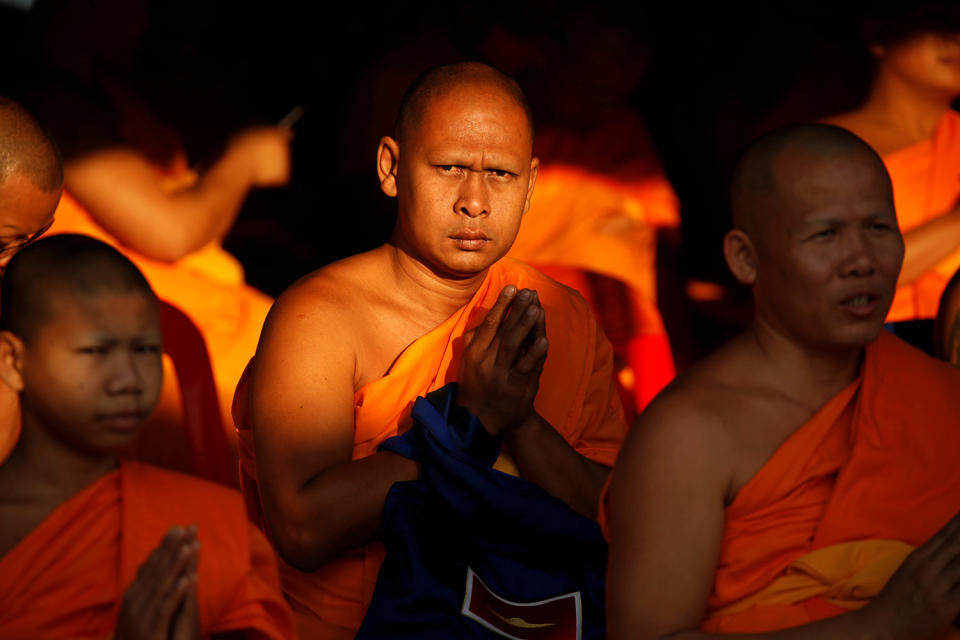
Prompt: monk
<box><xmin>45</xmin><ymin>100</ymin><xmax>291</xmax><ymax>462</ymax></box>
<box><xmin>605</xmin><ymin>124</ymin><xmax>960</xmax><ymax>638</ymax></box>
<box><xmin>0</xmin><ymin>234</ymin><xmax>295</xmax><ymax>639</ymax></box>
<box><xmin>0</xmin><ymin>97</ymin><xmax>63</xmax><ymax>460</ymax></box>
<box><xmin>824</xmin><ymin>7</ymin><xmax>960</xmax><ymax>322</ymax></box>
<box><xmin>237</xmin><ymin>62</ymin><xmax>627</xmax><ymax>638</ymax></box>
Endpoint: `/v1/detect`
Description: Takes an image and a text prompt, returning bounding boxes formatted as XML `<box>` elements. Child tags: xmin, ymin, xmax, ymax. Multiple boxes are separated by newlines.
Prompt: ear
<box><xmin>723</xmin><ymin>229</ymin><xmax>759</xmax><ymax>286</ymax></box>
<box><xmin>0</xmin><ymin>331</ymin><xmax>25</xmax><ymax>393</ymax></box>
<box><xmin>377</xmin><ymin>136</ymin><xmax>401</xmax><ymax>198</ymax></box>
<box><xmin>521</xmin><ymin>157</ymin><xmax>539</xmax><ymax>215</ymax></box>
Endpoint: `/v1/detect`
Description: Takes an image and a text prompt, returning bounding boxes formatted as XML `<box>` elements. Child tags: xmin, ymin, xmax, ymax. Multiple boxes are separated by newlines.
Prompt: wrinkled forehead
<box><xmin>417</xmin><ymin>83</ymin><xmax>533</xmax><ymax>145</ymax></box>
<box><xmin>768</xmin><ymin>146</ymin><xmax>893</xmax><ymax>218</ymax></box>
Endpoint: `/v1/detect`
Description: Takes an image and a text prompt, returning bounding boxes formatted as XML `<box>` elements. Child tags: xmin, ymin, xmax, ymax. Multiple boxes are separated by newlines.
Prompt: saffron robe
<box><xmin>45</xmin><ymin>189</ymin><xmax>272</xmax><ymax>467</ymax></box>
<box><xmin>700</xmin><ymin>331</ymin><xmax>960</xmax><ymax>633</ymax></box>
<box><xmin>0</xmin><ymin>461</ymin><xmax>296</xmax><ymax>639</ymax></box>
<box><xmin>234</xmin><ymin>257</ymin><xmax>628</xmax><ymax>639</ymax></box>
<box><xmin>885</xmin><ymin>109</ymin><xmax>960</xmax><ymax>322</ymax></box>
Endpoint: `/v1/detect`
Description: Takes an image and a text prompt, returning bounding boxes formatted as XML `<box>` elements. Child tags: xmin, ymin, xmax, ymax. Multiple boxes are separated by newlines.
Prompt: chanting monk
<box><xmin>0</xmin><ymin>97</ymin><xmax>63</xmax><ymax>461</ymax></box>
<box><xmin>0</xmin><ymin>235</ymin><xmax>295</xmax><ymax>639</ymax></box>
<box><xmin>236</xmin><ymin>62</ymin><xmax>627</xmax><ymax>638</ymax></box>
<box><xmin>824</xmin><ymin>6</ymin><xmax>960</xmax><ymax>322</ymax></box>
<box><xmin>605</xmin><ymin>124</ymin><xmax>960</xmax><ymax>639</ymax></box>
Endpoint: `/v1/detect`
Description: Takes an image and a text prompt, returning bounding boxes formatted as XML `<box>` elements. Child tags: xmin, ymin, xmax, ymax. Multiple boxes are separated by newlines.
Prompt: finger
<box><xmin>496</xmin><ymin>296</ymin><xmax>542</xmax><ymax>367</ymax></box>
<box><xmin>514</xmin><ymin>334</ymin><xmax>549</xmax><ymax>375</ymax></box>
<box><xmin>171</xmin><ymin>575</ymin><xmax>201</xmax><ymax>640</ymax></box>
<box><xmin>471</xmin><ymin>285</ymin><xmax>518</xmax><ymax>349</ymax></box>
<box><xmin>155</xmin><ymin>573</ymin><xmax>192</xmax><ymax>631</ymax></box>
<box><xmin>498</xmin><ymin>289</ymin><xmax>537</xmax><ymax>335</ymax></box>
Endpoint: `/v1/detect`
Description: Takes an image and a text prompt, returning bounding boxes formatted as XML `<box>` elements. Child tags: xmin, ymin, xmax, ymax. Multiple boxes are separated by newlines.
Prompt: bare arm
<box><xmin>606</xmin><ymin>394</ymin><xmax>960</xmax><ymax>640</ymax></box>
<box><xmin>898</xmin><ymin>203</ymin><xmax>960</xmax><ymax>286</ymax></box>
<box><xmin>248</xmin><ymin>281</ymin><xmax>417</xmax><ymax>572</ymax></box>
<box><xmin>64</xmin><ymin>127</ymin><xmax>291</xmax><ymax>262</ymax></box>
<box><xmin>457</xmin><ymin>287</ymin><xmax>608</xmax><ymax>519</ymax></box>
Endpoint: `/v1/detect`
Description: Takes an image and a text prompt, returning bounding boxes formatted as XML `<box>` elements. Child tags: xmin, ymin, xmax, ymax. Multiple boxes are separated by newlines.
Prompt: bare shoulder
<box><xmin>259</xmin><ymin>249</ymin><xmax>387</xmax><ymax>351</ymax></box>
<box><xmin>620</xmin><ymin>355</ymin><xmax>739</xmax><ymax>478</ymax></box>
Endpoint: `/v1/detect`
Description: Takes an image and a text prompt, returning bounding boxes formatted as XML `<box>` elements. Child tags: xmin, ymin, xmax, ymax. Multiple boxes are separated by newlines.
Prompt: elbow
<box><xmin>268</xmin><ymin>519</ymin><xmax>341</xmax><ymax>572</ymax></box>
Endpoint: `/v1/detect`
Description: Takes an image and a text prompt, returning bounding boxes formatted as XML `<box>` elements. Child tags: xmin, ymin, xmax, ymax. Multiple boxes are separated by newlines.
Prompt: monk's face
<box><xmin>0</xmin><ymin>172</ymin><xmax>60</xmax><ymax>276</ymax></box>
<box><xmin>393</xmin><ymin>85</ymin><xmax>537</xmax><ymax>278</ymax></box>
<box><xmin>752</xmin><ymin>150</ymin><xmax>903</xmax><ymax>351</ymax></box>
<box><xmin>19</xmin><ymin>290</ymin><xmax>162</xmax><ymax>454</ymax></box>
<box><xmin>877</xmin><ymin>31</ymin><xmax>960</xmax><ymax>99</ymax></box>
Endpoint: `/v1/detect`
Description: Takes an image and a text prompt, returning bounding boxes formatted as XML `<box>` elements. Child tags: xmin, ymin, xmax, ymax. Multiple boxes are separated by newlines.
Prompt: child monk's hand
<box><xmin>115</xmin><ymin>525</ymin><xmax>198</xmax><ymax>640</ymax></box>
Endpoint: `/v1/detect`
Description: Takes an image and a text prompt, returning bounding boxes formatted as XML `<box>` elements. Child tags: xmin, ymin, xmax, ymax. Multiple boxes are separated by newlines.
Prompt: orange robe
<box><xmin>885</xmin><ymin>109</ymin><xmax>960</xmax><ymax>322</ymax></box>
<box><xmin>45</xmin><ymin>190</ymin><xmax>272</xmax><ymax>467</ymax></box>
<box><xmin>507</xmin><ymin>123</ymin><xmax>679</xmax><ymax>411</ymax></box>
<box><xmin>701</xmin><ymin>331</ymin><xmax>960</xmax><ymax>633</ymax></box>
<box><xmin>0</xmin><ymin>461</ymin><xmax>296</xmax><ymax>639</ymax></box>
<box><xmin>234</xmin><ymin>257</ymin><xmax>628</xmax><ymax>639</ymax></box>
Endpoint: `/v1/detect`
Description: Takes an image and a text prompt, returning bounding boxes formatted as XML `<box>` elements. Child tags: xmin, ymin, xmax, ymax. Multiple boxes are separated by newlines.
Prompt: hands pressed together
<box><xmin>115</xmin><ymin>526</ymin><xmax>202</xmax><ymax>640</ymax></box>
<box><xmin>457</xmin><ymin>285</ymin><xmax>549</xmax><ymax>437</ymax></box>
<box><xmin>863</xmin><ymin>510</ymin><xmax>960</xmax><ymax>639</ymax></box>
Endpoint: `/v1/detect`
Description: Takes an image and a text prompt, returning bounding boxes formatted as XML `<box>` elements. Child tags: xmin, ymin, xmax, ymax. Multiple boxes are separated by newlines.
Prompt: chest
<box><xmin>0</xmin><ymin>500</ymin><xmax>61</xmax><ymax>559</ymax></box>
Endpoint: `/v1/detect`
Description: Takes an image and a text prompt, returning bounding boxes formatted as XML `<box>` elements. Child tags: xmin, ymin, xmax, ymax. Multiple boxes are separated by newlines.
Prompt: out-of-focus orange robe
<box><xmin>885</xmin><ymin>109</ymin><xmax>960</xmax><ymax>322</ymax></box>
<box><xmin>234</xmin><ymin>257</ymin><xmax>628</xmax><ymax>639</ymax></box>
<box><xmin>701</xmin><ymin>331</ymin><xmax>960</xmax><ymax>633</ymax></box>
<box><xmin>507</xmin><ymin>125</ymin><xmax>679</xmax><ymax>410</ymax></box>
<box><xmin>0</xmin><ymin>461</ymin><xmax>295</xmax><ymax>639</ymax></box>
<box><xmin>46</xmin><ymin>189</ymin><xmax>272</xmax><ymax>463</ymax></box>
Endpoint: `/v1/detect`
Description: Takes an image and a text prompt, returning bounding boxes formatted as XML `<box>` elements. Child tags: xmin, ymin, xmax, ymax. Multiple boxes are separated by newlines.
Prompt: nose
<box><xmin>106</xmin><ymin>352</ymin><xmax>145</xmax><ymax>396</ymax></box>
<box><xmin>454</xmin><ymin>171</ymin><xmax>489</xmax><ymax>218</ymax></box>
<box><xmin>841</xmin><ymin>229</ymin><xmax>876</xmax><ymax>277</ymax></box>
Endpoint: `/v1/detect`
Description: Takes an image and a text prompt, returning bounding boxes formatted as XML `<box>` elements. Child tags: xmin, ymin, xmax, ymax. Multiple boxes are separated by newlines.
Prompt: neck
<box><xmin>384</xmin><ymin>240</ymin><xmax>490</xmax><ymax>323</ymax></box>
<box><xmin>0</xmin><ymin>412</ymin><xmax>118</xmax><ymax>501</ymax></box>
<box><xmin>747</xmin><ymin>320</ymin><xmax>864</xmax><ymax>407</ymax></box>
<box><xmin>863</xmin><ymin>68</ymin><xmax>954</xmax><ymax>140</ymax></box>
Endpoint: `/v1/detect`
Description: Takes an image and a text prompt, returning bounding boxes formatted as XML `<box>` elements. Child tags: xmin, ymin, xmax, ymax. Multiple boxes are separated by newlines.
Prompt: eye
<box><xmin>436</xmin><ymin>165</ymin><xmax>465</xmax><ymax>175</ymax></box>
<box><xmin>810</xmin><ymin>228</ymin><xmax>835</xmax><ymax>240</ymax></box>
<box><xmin>77</xmin><ymin>345</ymin><xmax>108</xmax><ymax>355</ymax></box>
<box><xmin>487</xmin><ymin>169</ymin><xmax>514</xmax><ymax>179</ymax></box>
<box><xmin>134</xmin><ymin>343</ymin><xmax>162</xmax><ymax>355</ymax></box>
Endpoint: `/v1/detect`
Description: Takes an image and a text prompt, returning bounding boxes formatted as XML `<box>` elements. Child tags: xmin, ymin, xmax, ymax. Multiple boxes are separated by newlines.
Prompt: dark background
<box><xmin>0</xmin><ymin>0</ymin><xmax>878</xmax><ymax>345</ymax></box>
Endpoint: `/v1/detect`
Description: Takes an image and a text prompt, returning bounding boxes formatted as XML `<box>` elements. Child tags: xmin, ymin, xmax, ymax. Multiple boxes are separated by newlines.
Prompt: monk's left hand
<box><xmin>458</xmin><ymin>285</ymin><xmax>549</xmax><ymax>437</ymax></box>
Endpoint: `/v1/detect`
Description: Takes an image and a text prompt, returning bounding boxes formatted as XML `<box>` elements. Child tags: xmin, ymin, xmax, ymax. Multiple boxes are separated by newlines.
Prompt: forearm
<box><xmin>899</xmin><ymin>208</ymin><xmax>960</xmax><ymax>286</ymax></box>
<box><xmin>263</xmin><ymin>450</ymin><xmax>418</xmax><ymax>571</ymax></box>
<box><xmin>501</xmin><ymin>412</ymin><xmax>609</xmax><ymax>519</ymax></box>
<box><xmin>65</xmin><ymin>147</ymin><xmax>258</xmax><ymax>262</ymax></box>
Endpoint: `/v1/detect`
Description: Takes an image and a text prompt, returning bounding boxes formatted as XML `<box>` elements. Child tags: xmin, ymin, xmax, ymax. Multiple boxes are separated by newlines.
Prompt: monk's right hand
<box><xmin>863</xmin><ymin>511</ymin><xmax>960</xmax><ymax>639</ymax></box>
<box><xmin>458</xmin><ymin>285</ymin><xmax>549</xmax><ymax>437</ymax></box>
<box><xmin>227</xmin><ymin>126</ymin><xmax>293</xmax><ymax>188</ymax></box>
<box><xmin>115</xmin><ymin>525</ymin><xmax>199</xmax><ymax>640</ymax></box>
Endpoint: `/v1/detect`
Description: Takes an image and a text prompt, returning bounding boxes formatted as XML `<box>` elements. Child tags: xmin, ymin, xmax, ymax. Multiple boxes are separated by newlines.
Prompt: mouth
<box><xmin>449</xmin><ymin>230</ymin><xmax>490</xmax><ymax>251</ymax></box>
<box><xmin>97</xmin><ymin>411</ymin><xmax>147</xmax><ymax>431</ymax></box>
<box><xmin>840</xmin><ymin>293</ymin><xmax>881</xmax><ymax>317</ymax></box>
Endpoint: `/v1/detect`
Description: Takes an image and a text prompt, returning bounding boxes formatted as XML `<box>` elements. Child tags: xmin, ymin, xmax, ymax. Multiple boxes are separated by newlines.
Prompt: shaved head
<box><xmin>0</xmin><ymin>98</ymin><xmax>62</xmax><ymax>193</ymax></box>
<box><xmin>395</xmin><ymin>62</ymin><xmax>534</xmax><ymax>145</ymax></box>
<box><xmin>1</xmin><ymin>235</ymin><xmax>155</xmax><ymax>344</ymax></box>
<box><xmin>730</xmin><ymin>124</ymin><xmax>892</xmax><ymax>244</ymax></box>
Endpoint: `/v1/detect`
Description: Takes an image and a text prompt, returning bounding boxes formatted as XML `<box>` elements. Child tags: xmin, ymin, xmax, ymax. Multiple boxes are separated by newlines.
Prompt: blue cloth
<box><xmin>356</xmin><ymin>383</ymin><xmax>608</xmax><ymax>639</ymax></box>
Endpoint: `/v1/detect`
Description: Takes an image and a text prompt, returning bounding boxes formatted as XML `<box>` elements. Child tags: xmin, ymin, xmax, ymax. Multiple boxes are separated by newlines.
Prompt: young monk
<box><xmin>0</xmin><ymin>96</ymin><xmax>64</xmax><ymax>461</ymax></box>
<box><xmin>0</xmin><ymin>235</ymin><xmax>295</xmax><ymax>639</ymax></box>
<box><xmin>235</xmin><ymin>62</ymin><xmax>627</xmax><ymax>638</ymax></box>
<box><xmin>605</xmin><ymin>124</ymin><xmax>960</xmax><ymax>638</ymax></box>
<box><xmin>824</xmin><ymin>4</ymin><xmax>960</xmax><ymax>322</ymax></box>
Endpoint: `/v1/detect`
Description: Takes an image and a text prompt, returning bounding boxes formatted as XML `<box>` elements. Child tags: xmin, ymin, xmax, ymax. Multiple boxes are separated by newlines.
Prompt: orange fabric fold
<box><xmin>885</xmin><ymin>109</ymin><xmax>960</xmax><ymax>321</ymax></box>
<box><xmin>234</xmin><ymin>257</ymin><xmax>628</xmax><ymax>638</ymax></box>
<box><xmin>0</xmin><ymin>461</ymin><xmax>295</xmax><ymax>639</ymax></box>
<box><xmin>46</xmin><ymin>190</ymin><xmax>272</xmax><ymax>446</ymax></box>
<box><xmin>702</xmin><ymin>331</ymin><xmax>960</xmax><ymax>632</ymax></box>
